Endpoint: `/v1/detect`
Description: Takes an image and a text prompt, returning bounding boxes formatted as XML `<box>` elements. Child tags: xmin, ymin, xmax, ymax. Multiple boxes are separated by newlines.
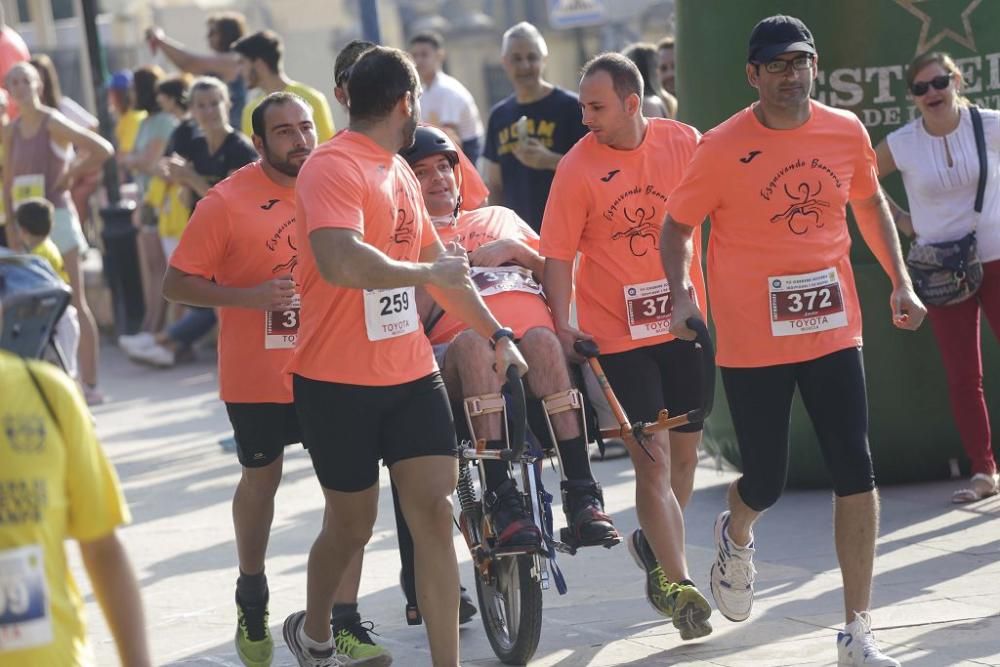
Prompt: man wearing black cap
<box><xmin>660</xmin><ymin>15</ymin><xmax>922</xmax><ymax>667</ymax></box>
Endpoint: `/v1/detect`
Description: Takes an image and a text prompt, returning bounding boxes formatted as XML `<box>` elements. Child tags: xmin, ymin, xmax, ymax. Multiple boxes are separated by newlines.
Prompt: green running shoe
<box><xmin>628</xmin><ymin>529</ymin><xmax>673</xmax><ymax>617</ymax></box>
<box><xmin>333</xmin><ymin>618</ymin><xmax>393</xmax><ymax>666</ymax></box>
<box><xmin>669</xmin><ymin>582</ymin><xmax>713</xmax><ymax>641</ymax></box>
<box><xmin>235</xmin><ymin>593</ymin><xmax>273</xmax><ymax>666</ymax></box>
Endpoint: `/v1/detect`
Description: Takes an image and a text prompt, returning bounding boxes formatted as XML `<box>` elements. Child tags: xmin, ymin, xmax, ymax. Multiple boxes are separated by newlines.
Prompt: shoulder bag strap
<box><xmin>970</xmin><ymin>105</ymin><xmax>988</xmax><ymax>214</ymax></box>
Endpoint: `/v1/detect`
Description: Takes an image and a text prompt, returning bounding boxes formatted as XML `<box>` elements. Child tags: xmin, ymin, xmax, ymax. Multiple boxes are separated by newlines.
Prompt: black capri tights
<box><xmin>720</xmin><ymin>347</ymin><xmax>876</xmax><ymax>512</ymax></box>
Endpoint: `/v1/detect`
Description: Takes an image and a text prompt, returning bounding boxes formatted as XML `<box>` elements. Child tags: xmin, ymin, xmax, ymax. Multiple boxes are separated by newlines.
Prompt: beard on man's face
<box><xmin>263</xmin><ymin>141</ymin><xmax>310</xmax><ymax>178</ymax></box>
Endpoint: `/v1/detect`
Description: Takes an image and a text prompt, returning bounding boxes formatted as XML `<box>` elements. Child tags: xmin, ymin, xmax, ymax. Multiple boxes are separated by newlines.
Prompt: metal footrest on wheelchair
<box><xmin>558</xmin><ymin>527</ymin><xmax>622</xmax><ymax>552</ymax></box>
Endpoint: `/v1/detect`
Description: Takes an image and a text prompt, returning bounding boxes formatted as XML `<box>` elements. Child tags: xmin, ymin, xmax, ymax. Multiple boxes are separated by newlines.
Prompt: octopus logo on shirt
<box><xmin>272</xmin><ymin>235</ymin><xmax>298</xmax><ymax>275</ymax></box>
<box><xmin>612</xmin><ymin>205</ymin><xmax>659</xmax><ymax>257</ymax></box>
<box><xmin>393</xmin><ymin>206</ymin><xmax>416</xmax><ymax>247</ymax></box>
<box><xmin>770</xmin><ymin>182</ymin><xmax>831</xmax><ymax>235</ymax></box>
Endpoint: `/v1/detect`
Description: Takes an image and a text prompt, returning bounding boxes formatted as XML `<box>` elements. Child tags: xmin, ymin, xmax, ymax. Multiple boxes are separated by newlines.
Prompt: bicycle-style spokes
<box><xmin>475</xmin><ymin>554</ymin><xmax>543</xmax><ymax>665</ymax></box>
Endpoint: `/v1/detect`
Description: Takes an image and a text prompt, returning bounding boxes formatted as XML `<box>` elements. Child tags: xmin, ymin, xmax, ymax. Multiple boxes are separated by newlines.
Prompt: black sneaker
<box><xmin>485</xmin><ymin>478</ymin><xmax>541</xmax><ymax>553</ymax></box>
<box><xmin>459</xmin><ymin>586</ymin><xmax>477</xmax><ymax>625</ymax></box>
<box><xmin>561</xmin><ymin>480</ymin><xmax>620</xmax><ymax>547</ymax></box>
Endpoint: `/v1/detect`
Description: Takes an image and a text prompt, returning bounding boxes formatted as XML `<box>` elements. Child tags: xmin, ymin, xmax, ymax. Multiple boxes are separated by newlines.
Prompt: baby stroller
<box><xmin>0</xmin><ymin>249</ymin><xmax>72</xmax><ymax>369</ymax></box>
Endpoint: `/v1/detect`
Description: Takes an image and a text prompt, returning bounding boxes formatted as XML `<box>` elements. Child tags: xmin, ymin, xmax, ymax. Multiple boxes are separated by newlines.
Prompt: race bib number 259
<box><xmin>363</xmin><ymin>287</ymin><xmax>419</xmax><ymax>341</ymax></box>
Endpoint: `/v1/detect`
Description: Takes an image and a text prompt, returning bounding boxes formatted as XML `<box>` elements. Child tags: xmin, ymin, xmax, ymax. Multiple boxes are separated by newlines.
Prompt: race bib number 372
<box><xmin>768</xmin><ymin>268</ymin><xmax>847</xmax><ymax>336</ymax></box>
<box><xmin>0</xmin><ymin>545</ymin><xmax>52</xmax><ymax>653</ymax></box>
<box><xmin>265</xmin><ymin>294</ymin><xmax>300</xmax><ymax>350</ymax></box>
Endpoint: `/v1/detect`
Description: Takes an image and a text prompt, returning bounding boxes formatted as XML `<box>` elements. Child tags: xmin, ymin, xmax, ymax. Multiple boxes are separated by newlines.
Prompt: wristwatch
<box><xmin>489</xmin><ymin>327</ymin><xmax>516</xmax><ymax>349</ymax></box>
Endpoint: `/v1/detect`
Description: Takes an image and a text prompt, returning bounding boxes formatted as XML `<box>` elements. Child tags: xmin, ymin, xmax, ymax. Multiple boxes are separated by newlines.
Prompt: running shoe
<box><xmin>709</xmin><ymin>510</ymin><xmax>756</xmax><ymax>622</ymax></box>
<box><xmin>118</xmin><ymin>332</ymin><xmax>156</xmax><ymax>354</ymax></box>
<box><xmin>561</xmin><ymin>480</ymin><xmax>619</xmax><ymax>547</ymax></box>
<box><xmin>128</xmin><ymin>342</ymin><xmax>175</xmax><ymax>368</ymax></box>
<box><xmin>627</xmin><ymin>528</ymin><xmax>671</xmax><ymax>617</ymax></box>
<box><xmin>332</xmin><ymin>616</ymin><xmax>392</xmax><ymax>666</ymax></box>
<box><xmin>235</xmin><ymin>592</ymin><xmax>272</xmax><ymax>667</ymax></box>
<box><xmin>837</xmin><ymin>612</ymin><xmax>900</xmax><ymax>666</ymax></box>
<box><xmin>485</xmin><ymin>478</ymin><xmax>541</xmax><ymax>553</ymax></box>
<box><xmin>669</xmin><ymin>582</ymin><xmax>713</xmax><ymax>641</ymax></box>
<box><xmin>282</xmin><ymin>611</ymin><xmax>345</xmax><ymax>667</ymax></box>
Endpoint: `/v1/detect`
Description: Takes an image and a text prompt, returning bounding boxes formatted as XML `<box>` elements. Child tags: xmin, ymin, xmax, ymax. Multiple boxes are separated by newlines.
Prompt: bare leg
<box><xmin>447</xmin><ymin>331</ymin><xmax>502</xmax><ymax>438</ymax></box>
<box><xmin>669</xmin><ymin>431</ymin><xmax>701</xmax><ymax>510</ymax></box>
<box><xmin>62</xmin><ymin>247</ymin><xmax>99</xmax><ymax>388</ymax></box>
<box><xmin>136</xmin><ymin>226</ymin><xmax>167</xmax><ymax>333</ymax></box>
<box><xmin>333</xmin><ymin>551</ymin><xmax>364</xmax><ymax>606</ymax></box>
<box><xmin>302</xmin><ymin>484</ymin><xmax>378</xmax><ymax>643</ymax></box>
<box><xmin>232</xmin><ymin>456</ymin><xmax>283</xmax><ymax>574</ymax></box>
<box><xmin>628</xmin><ymin>430</ymin><xmax>689</xmax><ymax>582</ymax></box>
<box><xmin>520</xmin><ymin>327</ymin><xmax>581</xmax><ymax>440</ymax></box>
<box><xmin>391</xmin><ymin>455</ymin><xmax>460</xmax><ymax>667</ymax></box>
<box><xmin>835</xmin><ymin>490</ymin><xmax>877</xmax><ymax>624</ymax></box>
<box><xmin>726</xmin><ymin>481</ymin><xmax>761</xmax><ymax>547</ymax></box>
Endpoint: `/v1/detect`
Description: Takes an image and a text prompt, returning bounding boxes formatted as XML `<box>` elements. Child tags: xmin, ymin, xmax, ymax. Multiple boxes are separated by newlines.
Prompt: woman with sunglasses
<box><xmin>875</xmin><ymin>51</ymin><xmax>1000</xmax><ymax>503</ymax></box>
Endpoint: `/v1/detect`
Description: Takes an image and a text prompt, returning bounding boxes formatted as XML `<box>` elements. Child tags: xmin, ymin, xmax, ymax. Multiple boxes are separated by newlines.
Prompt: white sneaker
<box><xmin>129</xmin><ymin>343</ymin><xmax>175</xmax><ymax>368</ymax></box>
<box><xmin>118</xmin><ymin>332</ymin><xmax>156</xmax><ymax>355</ymax></box>
<box><xmin>837</xmin><ymin>611</ymin><xmax>900</xmax><ymax>666</ymax></box>
<box><xmin>709</xmin><ymin>510</ymin><xmax>756</xmax><ymax>622</ymax></box>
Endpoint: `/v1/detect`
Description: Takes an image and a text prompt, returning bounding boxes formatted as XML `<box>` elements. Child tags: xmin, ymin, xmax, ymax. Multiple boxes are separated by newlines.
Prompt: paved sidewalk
<box><xmin>73</xmin><ymin>345</ymin><xmax>1000</xmax><ymax>666</ymax></box>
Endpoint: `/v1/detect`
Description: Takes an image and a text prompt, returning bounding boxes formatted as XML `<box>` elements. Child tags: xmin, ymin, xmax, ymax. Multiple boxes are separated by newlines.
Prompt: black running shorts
<box><xmin>598</xmin><ymin>338</ymin><xmax>705</xmax><ymax>434</ymax></box>
<box><xmin>225</xmin><ymin>402</ymin><xmax>303</xmax><ymax>468</ymax></box>
<box><xmin>292</xmin><ymin>372</ymin><xmax>458</xmax><ymax>492</ymax></box>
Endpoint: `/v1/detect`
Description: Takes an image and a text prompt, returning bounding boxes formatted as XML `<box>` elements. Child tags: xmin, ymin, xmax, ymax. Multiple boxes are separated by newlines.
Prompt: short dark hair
<box><xmin>409</xmin><ymin>31</ymin><xmax>443</xmax><ymax>50</ymax></box>
<box><xmin>581</xmin><ymin>52</ymin><xmax>643</xmax><ymax>101</ymax></box>
<box><xmin>621</xmin><ymin>43</ymin><xmax>663</xmax><ymax>98</ymax></box>
<box><xmin>657</xmin><ymin>36</ymin><xmax>675</xmax><ymax>51</ymax></box>
<box><xmin>15</xmin><ymin>198</ymin><xmax>54</xmax><ymax>237</ymax></box>
<box><xmin>347</xmin><ymin>46</ymin><xmax>418</xmax><ymax>123</ymax></box>
<box><xmin>208</xmin><ymin>12</ymin><xmax>246</xmax><ymax>52</ymax></box>
<box><xmin>233</xmin><ymin>31</ymin><xmax>283</xmax><ymax>73</ymax></box>
<box><xmin>251</xmin><ymin>91</ymin><xmax>309</xmax><ymax>139</ymax></box>
<box><xmin>133</xmin><ymin>65</ymin><xmax>164</xmax><ymax>113</ymax></box>
<box><xmin>334</xmin><ymin>39</ymin><xmax>376</xmax><ymax>88</ymax></box>
<box><xmin>156</xmin><ymin>74</ymin><xmax>192</xmax><ymax>111</ymax></box>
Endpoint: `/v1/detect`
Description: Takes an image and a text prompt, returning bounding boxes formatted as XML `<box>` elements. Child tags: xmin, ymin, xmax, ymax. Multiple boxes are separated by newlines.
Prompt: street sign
<box><xmin>548</xmin><ymin>0</ymin><xmax>607</xmax><ymax>30</ymax></box>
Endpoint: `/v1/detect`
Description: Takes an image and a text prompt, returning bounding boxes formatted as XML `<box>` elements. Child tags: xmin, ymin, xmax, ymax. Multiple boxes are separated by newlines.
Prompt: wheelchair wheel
<box><xmin>475</xmin><ymin>553</ymin><xmax>543</xmax><ymax>665</ymax></box>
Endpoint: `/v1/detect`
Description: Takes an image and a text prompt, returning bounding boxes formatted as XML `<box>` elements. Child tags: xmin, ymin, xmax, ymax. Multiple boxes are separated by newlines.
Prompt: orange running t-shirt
<box><xmin>667</xmin><ymin>101</ymin><xmax>880</xmax><ymax>368</ymax></box>
<box><xmin>286</xmin><ymin>130</ymin><xmax>439</xmax><ymax>386</ymax></box>
<box><xmin>170</xmin><ymin>161</ymin><xmax>298</xmax><ymax>403</ymax></box>
<box><xmin>429</xmin><ymin>206</ymin><xmax>554</xmax><ymax>345</ymax></box>
<box><xmin>540</xmin><ymin>118</ymin><xmax>707</xmax><ymax>355</ymax></box>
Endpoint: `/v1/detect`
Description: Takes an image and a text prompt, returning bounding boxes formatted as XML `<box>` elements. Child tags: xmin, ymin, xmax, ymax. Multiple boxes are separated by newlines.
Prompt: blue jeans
<box><xmin>167</xmin><ymin>307</ymin><xmax>216</xmax><ymax>348</ymax></box>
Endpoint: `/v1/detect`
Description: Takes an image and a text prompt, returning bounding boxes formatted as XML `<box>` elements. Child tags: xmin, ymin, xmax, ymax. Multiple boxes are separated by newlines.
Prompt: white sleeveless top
<box><xmin>886</xmin><ymin>106</ymin><xmax>1000</xmax><ymax>262</ymax></box>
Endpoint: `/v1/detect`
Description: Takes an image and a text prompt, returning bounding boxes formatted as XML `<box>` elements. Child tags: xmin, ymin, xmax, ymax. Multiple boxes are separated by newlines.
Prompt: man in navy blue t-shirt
<box><xmin>483</xmin><ymin>22</ymin><xmax>588</xmax><ymax>233</ymax></box>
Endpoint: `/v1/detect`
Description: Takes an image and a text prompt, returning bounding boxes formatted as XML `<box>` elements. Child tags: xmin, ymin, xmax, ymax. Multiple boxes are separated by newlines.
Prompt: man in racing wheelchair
<box><xmin>404</xmin><ymin>125</ymin><xmax>619</xmax><ymax>553</ymax></box>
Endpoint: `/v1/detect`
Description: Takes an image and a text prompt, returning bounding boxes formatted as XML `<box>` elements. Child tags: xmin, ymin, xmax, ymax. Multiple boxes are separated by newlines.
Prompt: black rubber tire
<box><xmin>474</xmin><ymin>554</ymin><xmax>543</xmax><ymax>665</ymax></box>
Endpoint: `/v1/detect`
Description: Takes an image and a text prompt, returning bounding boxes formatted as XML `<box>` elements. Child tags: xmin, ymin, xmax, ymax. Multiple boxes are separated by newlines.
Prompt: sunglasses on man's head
<box><xmin>910</xmin><ymin>74</ymin><xmax>951</xmax><ymax>97</ymax></box>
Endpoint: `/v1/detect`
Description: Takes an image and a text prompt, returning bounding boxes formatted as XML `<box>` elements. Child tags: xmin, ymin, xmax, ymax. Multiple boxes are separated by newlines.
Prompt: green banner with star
<box><xmin>677</xmin><ymin>0</ymin><xmax>1000</xmax><ymax>486</ymax></box>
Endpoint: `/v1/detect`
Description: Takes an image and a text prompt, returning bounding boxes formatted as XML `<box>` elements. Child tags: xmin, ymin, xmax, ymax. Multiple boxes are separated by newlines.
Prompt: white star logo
<box><xmin>894</xmin><ymin>0</ymin><xmax>982</xmax><ymax>55</ymax></box>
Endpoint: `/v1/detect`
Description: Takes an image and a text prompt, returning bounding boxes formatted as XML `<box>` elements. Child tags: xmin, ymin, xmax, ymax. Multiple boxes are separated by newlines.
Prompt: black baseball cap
<box><xmin>747</xmin><ymin>15</ymin><xmax>816</xmax><ymax>63</ymax></box>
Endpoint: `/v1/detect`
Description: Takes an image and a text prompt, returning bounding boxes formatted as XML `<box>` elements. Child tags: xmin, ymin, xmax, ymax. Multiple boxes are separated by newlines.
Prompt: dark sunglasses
<box><xmin>910</xmin><ymin>74</ymin><xmax>951</xmax><ymax>96</ymax></box>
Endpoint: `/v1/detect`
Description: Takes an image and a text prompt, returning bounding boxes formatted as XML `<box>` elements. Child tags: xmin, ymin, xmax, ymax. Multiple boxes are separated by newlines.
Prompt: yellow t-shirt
<box><xmin>114</xmin><ymin>109</ymin><xmax>147</xmax><ymax>155</ymax></box>
<box><xmin>241</xmin><ymin>81</ymin><xmax>335</xmax><ymax>143</ymax></box>
<box><xmin>0</xmin><ymin>351</ymin><xmax>129</xmax><ymax>666</ymax></box>
<box><xmin>30</xmin><ymin>239</ymin><xmax>70</xmax><ymax>283</ymax></box>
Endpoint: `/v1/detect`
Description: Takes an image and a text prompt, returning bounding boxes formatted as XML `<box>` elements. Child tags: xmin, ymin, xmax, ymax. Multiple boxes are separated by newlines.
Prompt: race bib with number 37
<box><xmin>363</xmin><ymin>287</ymin><xmax>419</xmax><ymax>341</ymax></box>
<box><xmin>623</xmin><ymin>278</ymin><xmax>694</xmax><ymax>340</ymax></box>
<box><xmin>0</xmin><ymin>545</ymin><xmax>52</xmax><ymax>653</ymax></box>
<box><xmin>769</xmin><ymin>268</ymin><xmax>847</xmax><ymax>336</ymax></box>
<box><xmin>471</xmin><ymin>266</ymin><xmax>543</xmax><ymax>298</ymax></box>
<box><xmin>265</xmin><ymin>294</ymin><xmax>300</xmax><ymax>350</ymax></box>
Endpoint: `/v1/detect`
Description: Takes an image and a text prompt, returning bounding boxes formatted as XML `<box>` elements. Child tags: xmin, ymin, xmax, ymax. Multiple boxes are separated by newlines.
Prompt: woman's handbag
<box><xmin>905</xmin><ymin>106</ymin><xmax>988</xmax><ymax>306</ymax></box>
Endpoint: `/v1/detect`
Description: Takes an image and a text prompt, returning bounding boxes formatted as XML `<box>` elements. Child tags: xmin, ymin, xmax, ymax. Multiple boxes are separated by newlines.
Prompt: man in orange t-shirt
<box><xmin>403</xmin><ymin>125</ymin><xmax>618</xmax><ymax>553</ymax></box>
<box><xmin>661</xmin><ymin>16</ymin><xmax>923</xmax><ymax>667</ymax></box>
<box><xmin>163</xmin><ymin>92</ymin><xmax>329</xmax><ymax>667</ymax></box>
<box><xmin>540</xmin><ymin>53</ymin><xmax>712</xmax><ymax>641</ymax></box>
<box><xmin>282</xmin><ymin>47</ymin><xmax>526</xmax><ymax>667</ymax></box>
